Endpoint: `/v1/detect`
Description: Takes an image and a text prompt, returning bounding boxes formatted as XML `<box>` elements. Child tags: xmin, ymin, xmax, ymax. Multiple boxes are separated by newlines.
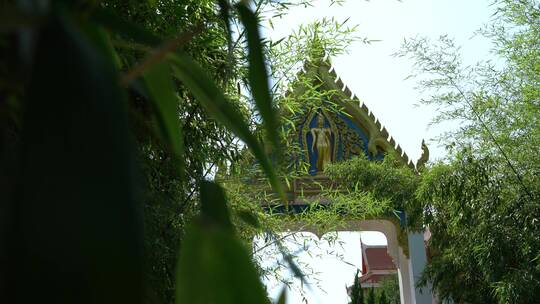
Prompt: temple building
<box><xmin>271</xmin><ymin>55</ymin><xmax>428</xmax><ymax>203</ymax></box>
<box><xmin>360</xmin><ymin>239</ymin><xmax>398</xmax><ymax>289</ymax></box>
<box><xmin>267</xmin><ymin>56</ymin><xmax>435</xmax><ymax>303</ymax></box>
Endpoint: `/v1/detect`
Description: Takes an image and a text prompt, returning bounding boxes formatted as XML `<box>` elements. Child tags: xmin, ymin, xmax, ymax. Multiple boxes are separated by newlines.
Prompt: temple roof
<box><xmin>359</xmin><ymin>239</ymin><xmax>397</xmax><ymax>288</ymax></box>
<box><xmin>363</xmin><ymin>247</ymin><xmax>395</xmax><ymax>271</ymax></box>
<box><xmin>288</xmin><ymin>57</ymin><xmax>429</xmax><ymax>170</ymax></box>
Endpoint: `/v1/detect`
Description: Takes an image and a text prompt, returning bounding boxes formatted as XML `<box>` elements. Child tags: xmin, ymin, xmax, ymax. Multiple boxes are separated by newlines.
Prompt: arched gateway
<box><xmin>263</xmin><ymin>58</ymin><xmax>434</xmax><ymax>304</ymax></box>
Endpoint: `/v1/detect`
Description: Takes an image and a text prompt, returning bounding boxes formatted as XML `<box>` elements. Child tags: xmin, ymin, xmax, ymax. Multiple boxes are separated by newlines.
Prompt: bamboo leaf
<box><xmin>176</xmin><ymin>181</ymin><xmax>269</xmax><ymax>304</ymax></box>
<box><xmin>142</xmin><ymin>61</ymin><xmax>184</xmax><ymax>176</ymax></box>
<box><xmin>122</xmin><ymin>25</ymin><xmax>203</xmax><ymax>85</ymax></box>
<box><xmin>237</xmin><ymin>3</ymin><xmax>281</xmax><ymax>152</ymax></box>
<box><xmin>200</xmin><ymin>181</ymin><xmax>234</xmax><ymax>231</ymax></box>
<box><xmin>237</xmin><ymin>210</ymin><xmax>260</xmax><ymax>228</ymax></box>
<box><xmin>169</xmin><ymin>53</ymin><xmax>285</xmax><ymax>201</ymax></box>
<box><xmin>17</xmin><ymin>13</ymin><xmax>143</xmax><ymax>304</ymax></box>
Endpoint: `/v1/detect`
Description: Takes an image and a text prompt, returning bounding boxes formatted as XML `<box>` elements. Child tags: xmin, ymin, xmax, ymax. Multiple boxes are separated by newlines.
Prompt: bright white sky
<box><xmin>264</xmin><ymin>0</ymin><xmax>494</xmax><ymax>162</ymax></box>
<box><xmin>258</xmin><ymin>1</ymin><xmax>494</xmax><ymax>303</ymax></box>
<box><xmin>256</xmin><ymin>231</ymin><xmax>387</xmax><ymax>304</ymax></box>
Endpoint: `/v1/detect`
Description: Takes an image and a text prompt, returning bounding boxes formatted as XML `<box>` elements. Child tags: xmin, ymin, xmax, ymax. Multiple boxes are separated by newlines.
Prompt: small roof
<box><xmin>359</xmin><ymin>240</ymin><xmax>397</xmax><ymax>288</ymax></box>
<box><xmin>360</xmin><ymin>239</ymin><xmax>396</xmax><ymax>274</ymax></box>
<box><xmin>364</xmin><ymin>247</ymin><xmax>395</xmax><ymax>271</ymax></box>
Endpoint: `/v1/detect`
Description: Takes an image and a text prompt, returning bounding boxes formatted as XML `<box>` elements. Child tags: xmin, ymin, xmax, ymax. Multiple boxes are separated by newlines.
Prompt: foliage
<box><xmin>325</xmin><ymin>154</ymin><xmax>422</xmax><ymax>228</ymax></box>
<box><xmin>366</xmin><ymin>288</ymin><xmax>376</xmax><ymax>304</ymax></box>
<box><xmin>175</xmin><ymin>181</ymin><xmax>270</xmax><ymax>304</ymax></box>
<box><xmin>378</xmin><ymin>276</ymin><xmax>400</xmax><ymax>304</ymax></box>
<box><xmin>348</xmin><ymin>273</ymin><xmax>399</xmax><ymax>304</ymax></box>
<box><xmin>349</xmin><ymin>269</ymin><xmax>364</xmax><ymax>304</ymax></box>
<box><xmin>397</xmin><ymin>0</ymin><xmax>540</xmax><ymax>302</ymax></box>
<box><xmin>99</xmin><ymin>1</ymin><xmax>338</xmax><ymax>302</ymax></box>
<box><xmin>267</xmin><ymin>16</ymin><xmax>361</xmax><ymax>97</ymax></box>
<box><xmin>96</xmin><ymin>1</ymin><xmax>248</xmax><ymax>301</ymax></box>
<box><xmin>0</xmin><ymin>0</ymin><xmax>308</xmax><ymax>303</ymax></box>
<box><xmin>378</xmin><ymin>291</ymin><xmax>388</xmax><ymax>304</ymax></box>
<box><xmin>417</xmin><ymin>151</ymin><xmax>540</xmax><ymax>303</ymax></box>
<box><xmin>216</xmin><ymin>16</ymin><xmax>379</xmax><ymax>298</ymax></box>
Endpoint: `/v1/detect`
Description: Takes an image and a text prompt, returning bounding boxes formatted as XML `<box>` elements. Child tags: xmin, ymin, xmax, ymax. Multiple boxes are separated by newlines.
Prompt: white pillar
<box><xmin>407</xmin><ymin>231</ymin><xmax>433</xmax><ymax>304</ymax></box>
<box><xmin>300</xmin><ymin>219</ymin><xmax>435</xmax><ymax>303</ymax></box>
<box><xmin>396</xmin><ymin>246</ymin><xmax>413</xmax><ymax>304</ymax></box>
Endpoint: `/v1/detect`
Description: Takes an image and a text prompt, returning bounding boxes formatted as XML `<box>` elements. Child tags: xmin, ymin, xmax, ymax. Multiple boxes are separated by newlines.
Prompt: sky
<box><xmin>263</xmin><ymin>0</ymin><xmax>494</xmax><ymax>162</ymax></box>
<box><xmin>257</xmin><ymin>1</ymin><xmax>494</xmax><ymax>303</ymax></box>
<box><xmin>256</xmin><ymin>231</ymin><xmax>386</xmax><ymax>304</ymax></box>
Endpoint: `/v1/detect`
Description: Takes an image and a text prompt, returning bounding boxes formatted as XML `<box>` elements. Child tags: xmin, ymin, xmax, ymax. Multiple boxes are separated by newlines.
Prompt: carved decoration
<box><xmin>328</xmin><ymin>112</ymin><xmax>366</xmax><ymax>159</ymax></box>
<box><xmin>287</xmin><ymin>58</ymin><xmax>430</xmax><ymax>173</ymax></box>
<box><xmin>416</xmin><ymin>139</ymin><xmax>430</xmax><ymax>170</ymax></box>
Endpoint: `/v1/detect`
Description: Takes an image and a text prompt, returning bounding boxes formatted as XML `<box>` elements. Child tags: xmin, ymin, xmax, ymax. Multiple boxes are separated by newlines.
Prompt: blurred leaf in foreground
<box><xmin>142</xmin><ymin>61</ymin><xmax>184</xmax><ymax>176</ymax></box>
<box><xmin>176</xmin><ymin>181</ymin><xmax>269</xmax><ymax>304</ymax></box>
<box><xmin>237</xmin><ymin>3</ymin><xmax>280</xmax><ymax>151</ymax></box>
<box><xmin>8</xmin><ymin>11</ymin><xmax>143</xmax><ymax>304</ymax></box>
<box><xmin>170</xmin><ymin>54</ymin><xmax>285</xmax><ymax>201</ymax></box>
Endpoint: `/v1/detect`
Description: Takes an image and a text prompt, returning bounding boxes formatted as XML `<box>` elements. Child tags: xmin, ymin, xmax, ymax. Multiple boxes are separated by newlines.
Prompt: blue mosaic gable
<box><xmin>298</xmin><ymin>110</ymin><xmax>384</xmax><ymax>175</ymax></box>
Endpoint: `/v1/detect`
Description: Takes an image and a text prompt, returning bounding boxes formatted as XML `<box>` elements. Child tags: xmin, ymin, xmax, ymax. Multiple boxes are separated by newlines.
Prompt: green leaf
<box><xmin>277</xmin><ymin>289</ymin><xmax>287</xmax><ymax>304</ymax></box>
<box><xmin>176</xmin><ymin>181</ymin><xmax>269</xmax><ymax>304</ymax></box>
<box><xmin>79</xmin><ymin>23</ymin><xmax>122</xmax><ymax>70</ymax></box>
<box><xmin>200</xmin><ymin>181</ymin><xmax>233</xmax><ymax>231</ymax></box>
<box><xmin>16</xmin><ymin>12</ymin><xmax>143</xmax><ymax>304</ymax></box>
<box><xmin>142</xmin><ymin>61</ymin><xmax>184</xmax><ymax>176</ymax></box>
<box><xmin>237</xmin><ymin>3</ymin><xmax>281</xmax><ymax>152</ymax></box>
<box><xmin>169</xmin><ymin>53</ymin><xmax>285</xmax><ymax>201</ymax></box>
<box><xmin>270</xmin><ymin>232</ymin><xmax>305</xmax><ymax>282</ymax></box>
<box><xmin>282</xmin><ymin>248</ymin><xmax>305</xmax><ymax>281</ymax></box>
<box><xmin>237</xmin><ymin>210</ymin><xmax>260</xmax><ymax>228</ymax></box>
<box><xmin>217</xmin><ymin>0</ymin><xmax>233</xmax><ymax>78</ymax></box>
<box><xmin>272</xmin><ymin>37</ymin><xmax>285</xmax><ymax>47</ymax></box>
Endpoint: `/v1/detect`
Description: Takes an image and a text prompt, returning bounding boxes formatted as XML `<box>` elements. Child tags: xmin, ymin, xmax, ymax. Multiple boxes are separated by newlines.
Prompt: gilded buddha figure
<box><xmin>310</xmin><ymin>113</ymin><xmax>332</xmax><ymax>172</ymax></box>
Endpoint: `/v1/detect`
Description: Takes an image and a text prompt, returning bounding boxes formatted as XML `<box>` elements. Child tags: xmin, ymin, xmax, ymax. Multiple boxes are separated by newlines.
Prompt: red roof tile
<box><xmin>364</xmin><ymin>248</ymin><xmax>395</xmax><ymax>270</ymax></box>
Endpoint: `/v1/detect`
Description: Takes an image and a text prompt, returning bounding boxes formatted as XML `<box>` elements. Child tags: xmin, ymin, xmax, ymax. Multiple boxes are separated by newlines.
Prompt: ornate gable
<box><xmin>288</xmin><ymin>57</ymin><xmax>429</xmax><ymax>175</ymax></box>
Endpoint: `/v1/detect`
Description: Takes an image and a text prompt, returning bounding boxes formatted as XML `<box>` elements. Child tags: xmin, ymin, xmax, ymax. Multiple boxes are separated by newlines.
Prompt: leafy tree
<box><xmin>397</xmin><ymin>0</ymin><xmax>540</xmax><ymax>302</ymax></box>
<box><xmin>349</xmin><ymin>269</ymin><xmax>364</xmax><ymax>304</ymax></box>
<box><xmin>97</xmin><ymin>1</ymin><xmax>245</xmax><ymax>301</ymax></box>
<box><xmin>96</xmin><ymin>1</ymin><xmax>340</xmax><ymax>303</ymax></box>
<box><xmin>325</xmin><ymin>153</ymin><xmax>423</xmax><ymax>228</ymax></box>
<box><xmin>378</xmin><ymin>290</ymin><xmax>388</xmax><ymax>304</ymax></box>
<box><xmin>0</xmin><ymin>0</ymin><xmax>312</xmax><ymax>303</ymax></box>
<box><xmin>378</xmin><ymin>276</ymin><xmax>400</xmax><ymax>304</ymax></box>
<box><xmin>366</xmin><ymin>288</ymin><xmax>376</xmax><ymax>304</ymax></box>
<box><xmin>1</xmin><ymin>0</ymin><xmax>367</xmax><ymax>303</ymax></box>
